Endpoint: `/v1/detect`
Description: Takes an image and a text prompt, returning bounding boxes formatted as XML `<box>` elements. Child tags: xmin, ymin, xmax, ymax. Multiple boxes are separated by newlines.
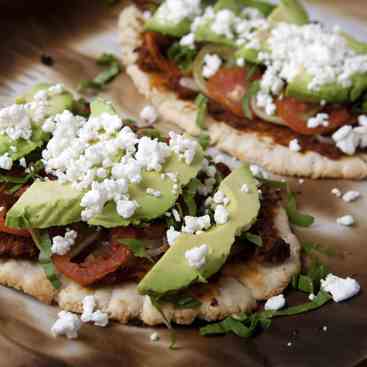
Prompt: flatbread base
<box><xmin>0</xmin><ymin>207</ymin><xmax>300</xmax><ymax>325</ymax></box>
<box><xmin>118</xmin><ymin>5</ymin><xmax>367</xmax><ymax>179</ymax></box>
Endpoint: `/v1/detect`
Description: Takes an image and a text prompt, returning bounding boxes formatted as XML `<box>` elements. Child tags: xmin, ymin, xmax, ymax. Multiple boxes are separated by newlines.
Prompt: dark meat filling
<box><xmin>0</xmin><ymin>233</ymin><xmax>39</xmax><ymax>259</ymax></box>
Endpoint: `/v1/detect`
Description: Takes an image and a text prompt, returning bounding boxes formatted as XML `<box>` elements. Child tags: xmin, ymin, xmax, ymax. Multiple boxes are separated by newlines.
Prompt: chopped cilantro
<box><xmin>242</xmin><ymin>80</ymin><xmax>260</xmax><ymax>119</ymax></box>
<box><xmin>302</xmin><ymin>241</ymin><xmax>336</xmax><ymax>257</ymax></box>
<box><xmin>200</xmin><ymin>291</ymin><xmax>331</xmax><ymax>337</ymax></box>
<box><xmin>286</xmin><ymin>191</ymin><xmax>314</xmax><ymax>227</ymax></box>
<box><xmin>195</xmin><ymin>94</ymin><xmax>208</xmax><ymax>129</ymax></box>
<box><xmin>245</xmin><ymin>232</ymin><xmax>263</xmax><ymax>247</ymax></box>
<box><xmin>29</xmin><ymin>229</ymin><xmax>61</xmax><ymax>289</ymax></box>
<box><xmin>118</xmin><ymin>238</ymin><xmax>153</xmax><ymax>262</ymax></box>
<box><xmin>79</xmin><ymin>53</ymin><xmax>122</xmax><ymax>92</ymax></box>
<box><xmin>198</xmin><ymin>132</ymin><xmax>210</xmax><ymax>150</ymax></box>
<box><xmin>182</xmin><ymin>178</ymin><xmax>200</xmax><ymax>217</ymax></box>
<box><xmin>167</xmin><ymin>43</ymin><xmax>197</xmax><ymax>72</ymax></box>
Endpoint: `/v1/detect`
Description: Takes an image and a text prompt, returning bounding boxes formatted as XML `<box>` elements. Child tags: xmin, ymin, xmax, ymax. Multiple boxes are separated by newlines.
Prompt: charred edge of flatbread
<box><xmin>0</xmin><ymin>206</ymin><xmax>300</xmax><ymax>326</ymax></box>
<box><xmin>118</xmin><ymin>5</ymin><xmax>367</xmax><ymax>180</ymax></box>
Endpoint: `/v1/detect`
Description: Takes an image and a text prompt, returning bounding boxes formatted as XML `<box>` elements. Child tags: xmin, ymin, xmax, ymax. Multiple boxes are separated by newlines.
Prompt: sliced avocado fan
<box><xmin>138</xmin><ymin>164</ymin><xmax>260</xmax><ymax>296</ymax></box>
<box><xmin>0</xmin><ymin>83</ymin><xmax>74</xmax><ymax>162</ymax></box>
<box><xmin>6</xmin><ymin>99</ymin><xmax>204</xmax><ymax>229</ymax></box>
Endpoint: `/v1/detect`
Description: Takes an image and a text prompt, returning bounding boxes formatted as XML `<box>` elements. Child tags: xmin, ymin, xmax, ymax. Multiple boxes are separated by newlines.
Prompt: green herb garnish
<box><xmin>79</xmin><ymin>53</ymin><xmax>122</xmax><ymax>92</ymax></box>
<box><xmin>242</xmin><ymin>80</ymin><xmax>260</xmax><ymax>119</ymax></box>
<box><xmin>118</xmin><ymin>238</ymin><xmax>153</xmax><ymax>262</ymax></box>
<box><xmin>257</xmin><ymin>177</ymin><xmax>288</xmax><ymax>189</ymax></box>
<box><xmin>198</xmin><ymin>132</ymin><xmax>210</xmax><ymax>150</ymax></box>
<box><xmin>150</xmin><ymin>295</ymin><xmax>179</xmax><ymax>350</ymax></box>
<box><xmin>1</xmin><ymin>160</ymin><xmax>44</xmax><ymax>194</ymax></box>
<box><xmin>200</xmin><ymin>291</ymin><xmax>331</xmax><ymax>337</ymax></box>
<box><xmin>158</xmin><ymin>293</ymin><xmax>202</xmax><ymax>310</ymax></box>
<box><xmin>302</xmin><ymin>241</ymin><xmax>336</xmax><ymax>257</ymax></box>
<box><xmin>245</xmin><ymin>232</ymin><xmax>263</xmax><ymax>247</ymax></box>
<box><xmin>286</xmin><ymin>191</ymin><xmax>314</xmax><ymax>227</ymax></box>
<box><xmin>29</xmin><ymin>229</ymin><xmax>61</xmax><ymax>289</ymax></box>
<box><xmin>182</xmin><ymin>178</ymin><xmax>200</xmax><ymax>217</ymax></box>
<box><xmin>195</xmin><ymin>93</ymin><xmax>208</xmax><ymax>129</ymax></box>
<box><xmin>167</xmin><ymin>43</ymin><xmax>197</xmax><ymax>72</ymax></box>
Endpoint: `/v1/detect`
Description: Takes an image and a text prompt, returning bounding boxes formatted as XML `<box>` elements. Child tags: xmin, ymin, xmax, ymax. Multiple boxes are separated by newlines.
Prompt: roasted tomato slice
<box><xmin>53</xmin><ymin>224</ymin><xmax>165</xmax><ymax>286</ymax></box>
<box><xmin>206</xmin><ymin>66</ymin><xmax>261</xmax><ymax>117</ymax></box>
<box><xmin>53</xmin><ymin>242</ymin><xmax>132</xmax><ymax>287</ymax></box>
<box><xmin>276</xmin><ymin>97</ymin><xmax>353</xmax><ymax>135</ymax></box>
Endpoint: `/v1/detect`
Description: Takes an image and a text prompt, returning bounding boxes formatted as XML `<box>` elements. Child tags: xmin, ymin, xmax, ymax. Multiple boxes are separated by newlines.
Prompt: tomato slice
<box><xmin>53</xmin><ymin>243</ymin><xmax>132</xmax><ymax>287</ymax></box>
<box><xmin>0</xmin><ymin>210</ymin><xmax>31</xmax><ymax>237</ymax></box>
<box><xmin>206</xmin><ymin>67</ymin><xmax>261</xmax><ymax>117</ymax></box>
<box><xmin>53</xmin><ymin>224</ymin><xmax>165</xmax><ymax>286</ymax></box>
<box><xmin>276</xmin><ymin>97</ymin><xmax>353</xmax><ymax>135</ymax></box>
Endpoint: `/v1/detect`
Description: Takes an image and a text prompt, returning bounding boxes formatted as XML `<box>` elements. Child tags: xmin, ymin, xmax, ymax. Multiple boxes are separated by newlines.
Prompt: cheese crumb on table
<box><xmin>51</xmin><ymin>311</ymin><xmax>81</xmax><ymax>339</ymax></box>
<box><xmin>264</xmin><ymin>294</ymin><xmax>286</xmax><ymax>311</ymax></box>
<box><xmin>81</xmin><ymin>295</ymin><xmax>109</xmax><ymax>327</ymax></box>
<box><xmin>331</xmin><ymin>188</ymin><xmax>342</xmax><ymax>197</ymax></box>
<box><xmin>321</xmin><ymin>273</ymin><xmax>360</xmax><ymax>302</ymax></box>
<box><xmin>289</xmin><ymin>138</ymin><xmax>301</xmax><ymax>152</ymax></box>
<box><xmin>342</xmin><ymin>190</ymin><xmax>360</xmax><ymax>203</ymax></box>
<box><xmin>336</xmin><ymin>214</ymin><xmax>355</xmax><ymax>227</ymax></box>
<box><xmin>150</xmin><ymin>332</ymin><xmax>160</xmax><ymax>342</ymax></box>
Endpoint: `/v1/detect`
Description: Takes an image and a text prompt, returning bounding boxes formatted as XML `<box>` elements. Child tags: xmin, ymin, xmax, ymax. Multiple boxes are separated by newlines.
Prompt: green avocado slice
<box><xmin>137</xmin><ymin>165</ymin><xmax>260</xmax><ymax>296</ymax></box>
<box><xmin>1</xmin><ymin>83</ymin><xmax>74</xmax><ymax>163</ymax></box>
<box><xmin>6</xmin><ymin>100</ymin><xmax>204</xmax><ymax>229</ymax></box>
<box><xmin>145</xmin><ymin>0</ymin><xmax>197</xmax><ymax>37</ymax></box>
<box><xmin>268</xmin><ymin>0</ymin><xmax>309</xmax><ymax>25</ymax></box>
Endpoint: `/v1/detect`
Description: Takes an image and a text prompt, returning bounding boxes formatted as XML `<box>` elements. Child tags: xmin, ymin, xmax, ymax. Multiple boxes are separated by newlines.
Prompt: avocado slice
<box><xmin>268</xmin><ymin>0</ymin><xmax>309</xmax><ymax>25</ymax></box>
<box><xmin>194</xmin><ymin>0</ymin><xmax>238</xmax><ymax>47</ymax></box>
<box><xmin>138</xmin><ymin>165</ymin><xmax>260</xmax><ymax>296</ymax></box>
<box><xmin>5</xmin><ymin>181</ymin><xmax>83</xmax><ymax>229</ymax></box>
<box><xmin>6</xmin><ymin>100</ymin><xmax>204</xmax><ymax>229</ymax></box>
<box><xmin>239</xmin><ymin>0</ymin><xmax>275</xmax><ymax>16</ymax></box>
<box><xmin>1</xmin><ymin>83</ymin><xmax>74</xmax><ymax>163</ymax></box>
<box><xmin>286</xmin><ymin>70</ymin><xmax>367</xmax><ymax>103</ymax></box>
<box><xmin>145</xmin><ymin>0</ymin><xmax>197</xmax><ymax>37</ymax></box>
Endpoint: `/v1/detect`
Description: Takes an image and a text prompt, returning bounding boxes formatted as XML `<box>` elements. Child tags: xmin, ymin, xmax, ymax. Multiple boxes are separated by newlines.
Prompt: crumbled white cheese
<box><xmin>146</xmin><ymin>188</ymin><xmax>161</xmax><ymax>197</ymax></box>
<box><xmin>342</xmin><ymin>190</ymin><xmax>360</xmax><ymax>203</ymax></box>
<box><xmin>0</xmin><ymin>104</ymin><xmax>32</xmax><ymax>141</ymax></box>
<box><xmin>51</xmin><ymin>229</ymin><xmax>77</xmax><ymax>256</ymax></box>
<box><xmin>308</xmin><ymin>293</ymin><xmax>315</xmax><ymax>301</ymax></box>
<box><xmin>0</xmin><ymin>153</ymin><xmax>13</xmax><ymax>170</ymax></box>
<box><xmin>236</xmin><ymin>58</ymin><xmax>245</xmax><ymax>67</ymax></box>
<box><xmin>136</xmin><ymin>136</ymin><xmax>171</xmax><ymax>171</ymax></box>
<box><xmin>214</xmin><ymin>205</ymin><xmax>229</xmax><ymax>225</ymax></box>
<box><xmin>51</xmin><ymin>311</ymin><xmax>81</xmax><ymax>339</ymax></box>
<box><xmin>180</xmin><ymin>33</ymin><xmax>195</xmax><ymax>48</ymax></box>
<box><xmin>185</xmin><ymin>244</ymin><xmax>208</xmax><ymax>269</ymax></box>
<box><xmin>307</xmin><ymin>113</ymin><xmax>329</xmax><ymax>129</ymax></box>
<box><xmin>241</xmin><ymin>184</ymin><xmax>250</xmax><ymax>193</ymax></box>
<box><xmin>156</xmin><ymin>0</ymin><xmax>202</xmax><ymax>25</ymax></box>
<box><xmin>256</xmin><ymin>90</ymin><xmax>276</xmax><ymax>116</ymax></box>
<box><xmin>116</xmin><ymin>199</ymin><xmax>138</xmax><ymax>219</ymax></box>
<box><xmin>81</xmin><ymin>295</ymin><xmax>109</xmax><ymax>327</ymax></box>
<box><xmin>298</xmin><ymin>179</ymin><xmax>304</xmax><ymax>184</ymax></box>
<box><xmin>331</xmin><ymin>125</ymin><xmax>360</xmax><ymax>155</ymax></box>
<box><xmin>321</xmin><ymin>273</ymin><xmax>360</xmax><ymax>302</ymax></box>
<box><xmin>166</xmin><ymin>226</ymin><xmax>181</xmax><ymax>246</ymax></box>
<box><xmin>322</xmin><ymin>325</ymin><xmax>328</xmax><ymax>332</ymax></box>
<box><xmin>143</xmin><ymin>10</ymin><xmax>151</xmax><ymax>20</ymax></box>
<box><xmin>213</xmin><ymin>191</ymin><xmax>229</xmax><ymax>206</ymax></box>
<box><xmin>172</xmin><ymin>208</ymin><xmax>181</xmax><ymax>222</ymax></box>
<box><xmin>202</xmin><ymin>54</ymin><xmax>222</xmax><ymax>79</ymax></box>
<box><xmin>139</xmin><ymin>105</ymin><xmax>158</xmax><ymax>126</ymax></box>
<box><xmin>169</xmin><ymin>131</ymin><xmax>198</xmax><ymax>165</ymax></box>
<box><xmin>358</xmin><ymin>115</ymin><xmax>367</xmax><ymax>127</ymax></box>
<box><xmin>150</xmin><ymin>332</ymin><xmax>160</xmax><ymax>342</ymax></box>
<box><xmin>249</xmin><ymin>164</ymin><xmax>269</xmax><ymax>179</ymax></box>
<box><xmin>211</xmin><ymin>9</ymin><xmax>235</xmax><ymax>39</ymax></box>
<box><xmin>19</xmin><ymin>157</ymin><xmax>27</xmax><ymax>168</ymax></box>
<box><xmin>264</xmin><ymin>294</ymin><xmax>286</xmax><ymax>311</ymax></box>
<box><xmin>289</xmin><ymin>138</ymin><xmax>301</xmax><ymax>152</ymax></box>
<box><xmin>336</xmin><ymin>214</ymin><xmax>355</xmax><ymax>226</ymax></box>
<box><xmin>331</xmin><ymin>188</ymin><xmax>342</xmax><ymax>197</ymax></box>
<box><xmin>182</xmin><ymin>215</ymin><xmax>211</xmax><ymax>234</ymax></box>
